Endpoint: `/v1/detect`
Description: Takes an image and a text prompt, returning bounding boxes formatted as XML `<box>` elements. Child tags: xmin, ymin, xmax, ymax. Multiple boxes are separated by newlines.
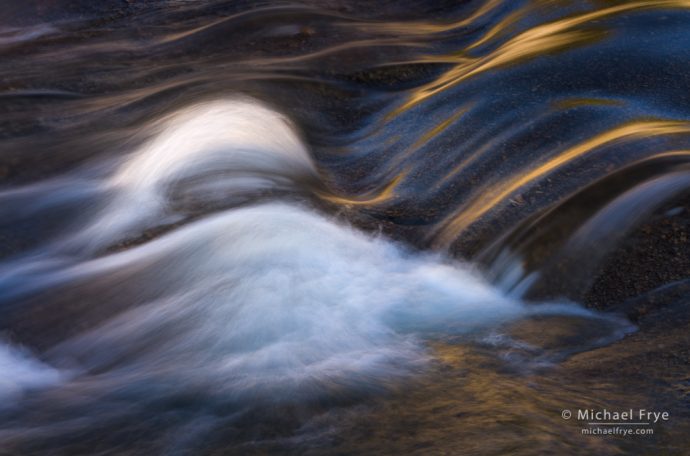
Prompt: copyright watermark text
<box><xmin>560</xmin><ymin>408</ymin><xmax>668</xmax><ymax>436</ymax></box>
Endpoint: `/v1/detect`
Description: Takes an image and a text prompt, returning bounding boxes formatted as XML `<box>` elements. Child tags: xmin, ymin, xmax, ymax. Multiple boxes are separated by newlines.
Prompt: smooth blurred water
<box><xmin>1</xmin><ymin>1</ymin><xmax>690</xmax><ymax>454</ymax></box>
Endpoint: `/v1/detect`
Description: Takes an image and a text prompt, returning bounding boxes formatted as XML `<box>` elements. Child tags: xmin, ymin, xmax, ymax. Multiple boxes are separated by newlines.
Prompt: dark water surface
<box><xmin>1</xmin><ymin>1</ymin><xmax>690</xmax><ymax>454</ymax></box>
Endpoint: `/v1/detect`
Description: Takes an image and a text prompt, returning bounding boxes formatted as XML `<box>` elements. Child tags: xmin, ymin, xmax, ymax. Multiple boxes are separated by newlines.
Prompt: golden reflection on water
<box><xmin>321</xmin><ymin>172</ymin><xmax>406</xmax><ymax>206</ymax></box>
<box><xmin>433</xmin><ymin>120</ymin><xmax>690</xmax><ymax>247</ymax></box>
<box><xmin>355</xmin><ymin>0</ymin><xmax>505</xmax><ymax>35</ymax></box>
<box><xmin>465</xmin><ymin>7</ymin><xmax>525</xmax><ymax>51</ymax></box>
<box><xmin>553</xmin><ymin>97</ymin><xmax>623</xmax><ymax>110</ymax></box>
<box><xmin>327</xmin><ymin>310</ymin><xmax>690</xmax><ymax>455</ymax></box>
<box><xmin>302</xmin><ymin>0</ymin><xmax>690</xmax><ymax>255</ymax></box>
<box><xmin>408</xmin><ymin>107</ymin><xmax>470</xmax><ymax>153</ymax></box>
<box><xmin>388</xmin><ymin>0</ymin><xmax>690</xmax><ymax>117</ymax></box>
<box><xmin>328</xmin><ymin>0</ymin><xmax>690</xmax><ymax>219</ymax></box>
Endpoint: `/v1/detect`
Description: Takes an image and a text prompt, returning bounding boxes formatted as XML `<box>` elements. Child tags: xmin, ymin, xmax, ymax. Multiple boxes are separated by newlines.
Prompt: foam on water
<box><xmin>75</xmin><ymin>98</ymin><xmax>319</xmax><ymax>250</ymax></box>
<box><xmin>46</xmin><ymin>202</ymin><xmax>527</xmax><ymax>400</ymax></box>
<box><xmin>0</xmin><ymin>97</ymin><xmax>625</xmax><ymax>405</ymax></box>
<box><xmin>0</xmin><ymin>343</ymin><xmax>64</xmax><ymax>403</ymax></box>
<box><xmin>0</xmin><ymin>201</ymin><xmax>603</xmax><ymax>404</ymax></box>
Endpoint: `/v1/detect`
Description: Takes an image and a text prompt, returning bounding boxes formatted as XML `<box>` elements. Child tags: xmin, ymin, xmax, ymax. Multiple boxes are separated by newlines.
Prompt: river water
<box><xmin>1</xmin><ymin>1</ymin><xmax>690</xmax><ymax>454</ymax></box>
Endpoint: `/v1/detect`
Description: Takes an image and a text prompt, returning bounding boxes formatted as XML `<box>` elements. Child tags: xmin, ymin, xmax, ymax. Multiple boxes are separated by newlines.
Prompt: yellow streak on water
<box><xmin>322</xmin><ymin>108</ymin><xmax>469</xmax><ymax>206</ymax></box>
<box><xmin>465</xmin><ymin>7</ymin><xmax>525</xmax><ymax>51</ymax></box>
<box><xmin>391</xmin><ymin>0</ymin><xmax>690</xmax><ymax>117</ymax></box>
<box><xmin>409</xmin><ymin>108</ymin><xmax>469</xmax><ymax>152</ymax></box>
<box><xmin>433</xmin><ymin>120</ymin><xmax>690</xmax><ymax>247</ymax></box>
<box><xmin>359</xmin><ymin>0</ymin><xmax>504</xmax><ymax>34</ymax></box>
<box><xmin>552</xmin><ymin>97</ymin><xmax>623</xmax><ymax>109</ymax></box>
<box><xmin>321</xmin><ymin>173</ymin><xmax>407</xmax><ymax>206</ymax></box>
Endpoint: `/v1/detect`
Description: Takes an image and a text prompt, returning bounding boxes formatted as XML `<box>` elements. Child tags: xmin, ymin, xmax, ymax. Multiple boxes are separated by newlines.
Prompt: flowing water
<box><xmin>1</xmin><ymin>1</ymin><xmax>690</xmax><ymax>454</ymax></box>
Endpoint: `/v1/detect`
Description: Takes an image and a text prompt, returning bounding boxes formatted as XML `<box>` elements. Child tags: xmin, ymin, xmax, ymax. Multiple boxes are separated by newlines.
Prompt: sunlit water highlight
<box><xmin>0</xmin><ymin>99</ymin><xmax>621</xmax><ymax>406</ymax></box>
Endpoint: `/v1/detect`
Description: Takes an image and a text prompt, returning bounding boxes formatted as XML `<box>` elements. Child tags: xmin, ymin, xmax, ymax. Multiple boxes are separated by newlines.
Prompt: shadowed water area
<box><xmin>1</xmin><ymin>1</ymin><xmax>690</xmax><ymax>454</ymax></box>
